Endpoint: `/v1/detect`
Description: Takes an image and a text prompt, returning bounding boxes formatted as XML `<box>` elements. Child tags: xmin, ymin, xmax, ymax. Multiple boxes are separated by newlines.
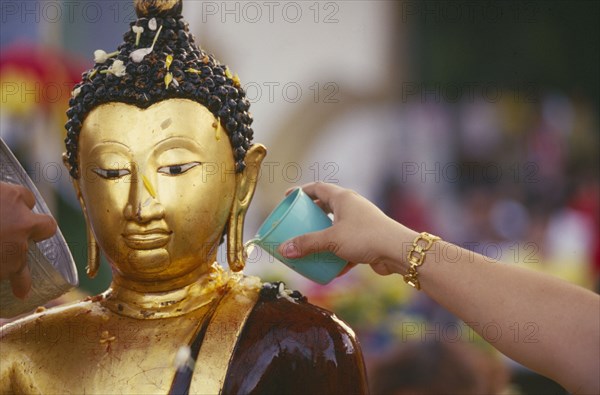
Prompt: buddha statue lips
<box><xmin>122</xmin><ymin>229</ymin><xmax>172</xmax><ymax>250</ymax></box>
<box><xmin>0</xmin><ymin>0</ymin><xmax>369</xmax><ymax>394</ymax></box>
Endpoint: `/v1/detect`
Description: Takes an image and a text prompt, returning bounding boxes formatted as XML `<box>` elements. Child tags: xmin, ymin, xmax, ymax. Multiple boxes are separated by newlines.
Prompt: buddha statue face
<box><xmin>73</xmin><ymin>98</ymin><xmax>265</xmax><ymax>291</ymax></box>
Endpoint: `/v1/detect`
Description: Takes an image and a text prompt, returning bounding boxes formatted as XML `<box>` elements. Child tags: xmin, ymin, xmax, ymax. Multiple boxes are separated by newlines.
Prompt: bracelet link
<box><xmin>407</xmin><ymin>249</ymin><xmax>425</xmax><ymax>266</ymax></box>
<box><xmin>403</xmin><ymin>232</ymin><xmax>440</xmax><ymax>290</ymax></box>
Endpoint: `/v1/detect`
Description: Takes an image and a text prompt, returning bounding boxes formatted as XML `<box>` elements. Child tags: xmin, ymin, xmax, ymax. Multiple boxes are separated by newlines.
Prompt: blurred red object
<box><xmin>0</xmin><ymin>43</ymin><xmax>88</xmax><ymax>114</ymax></box>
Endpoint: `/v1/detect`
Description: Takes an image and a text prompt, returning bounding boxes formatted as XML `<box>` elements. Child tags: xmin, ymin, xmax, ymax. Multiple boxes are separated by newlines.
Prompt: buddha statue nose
<box><xmin>123</xmin><ymin>169</ymin><xmax>165</xmax><ymax>223</ymax></box>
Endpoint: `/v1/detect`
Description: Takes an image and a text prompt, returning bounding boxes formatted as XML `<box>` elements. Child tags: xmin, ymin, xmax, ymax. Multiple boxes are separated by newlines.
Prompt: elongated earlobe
<box><xmin>227</xmin><ymin>209</ymin><xmax>245</xmax><ymax>272</ymax></box>
<box><xmin>66</xmin><ymin>154</ymin><xmax>102</xmax><ymax>279</ymax></box>
<box><xmin>227</xmin><ymin>144</ymin><xmax>266</xmax><ymax>272</ymax></box>
<box><xmin>86</xmin><ymin>222</ymin><xmax>100</xmax><ymax>278</ymax></box>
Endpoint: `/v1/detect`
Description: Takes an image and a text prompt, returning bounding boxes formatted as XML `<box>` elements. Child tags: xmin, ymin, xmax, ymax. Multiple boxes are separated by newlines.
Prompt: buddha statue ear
<box><xmin>227</xmin><ymin>144</ymin><xmax>267</xmax><ymax>272</ymax></box>
<box><xmin>64</xmin><ymin>153</ymin><xmax>100</xmax><ymax>279</ymax></box>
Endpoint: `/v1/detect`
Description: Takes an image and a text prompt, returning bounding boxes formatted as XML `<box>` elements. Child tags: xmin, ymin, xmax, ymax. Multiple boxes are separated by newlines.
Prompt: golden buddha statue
<box><xmin>0</xmin><ymin>1</ymin><xmax>367</xmax><ymax>394</ymax></box>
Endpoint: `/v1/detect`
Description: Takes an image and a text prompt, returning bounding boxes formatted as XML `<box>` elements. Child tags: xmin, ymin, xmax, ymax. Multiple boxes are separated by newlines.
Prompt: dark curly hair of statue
<box><xmin>64</xmin><ymin>0</ymin><xmax>253</xmax><ymax>179</ymax></box>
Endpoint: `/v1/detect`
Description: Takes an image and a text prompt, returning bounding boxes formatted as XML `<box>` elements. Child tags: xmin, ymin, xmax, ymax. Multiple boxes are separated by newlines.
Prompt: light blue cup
<box><xmin>251</xmin><ymin>188</ymin><xmax>347</xmax><ymax>285</ymax></box>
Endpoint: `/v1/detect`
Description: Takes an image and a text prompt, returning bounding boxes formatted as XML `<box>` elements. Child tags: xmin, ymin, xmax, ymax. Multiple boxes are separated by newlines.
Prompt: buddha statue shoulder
<box><xmin>0</xmin><ymin>1</ymin><xmax>368</xmax><ymax>393</ymax></box>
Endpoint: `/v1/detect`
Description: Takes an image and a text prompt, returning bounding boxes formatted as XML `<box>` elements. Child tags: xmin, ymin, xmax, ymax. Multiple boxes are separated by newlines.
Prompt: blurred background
<box><xmin>1</xmin><ymin>1</ymin><xmax>598</xmax><ymax>393</ymax></box>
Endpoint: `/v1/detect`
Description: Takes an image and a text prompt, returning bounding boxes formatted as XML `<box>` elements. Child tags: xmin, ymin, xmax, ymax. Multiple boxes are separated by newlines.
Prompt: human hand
<box><xmin>277</xmin><ymin>182</ymin><xmax>418</xmax><ymax>276</ymax></box>
<box><xmin>0</xmin><ymin>182</ymin><xmax>57</xmax><ymax>298</ymax></box>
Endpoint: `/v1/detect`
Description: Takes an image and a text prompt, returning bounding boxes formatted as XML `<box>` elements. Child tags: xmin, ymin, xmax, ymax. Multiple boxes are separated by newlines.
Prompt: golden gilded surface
<box><xmin>190</xmin><ymin>274</ymin><xmax>261</xmax><ymax>393</ymax></box>
<box><xmin>0</xmin><ymin>272</ymin><xmax>261</xmax><ymax>394</ymax></box>
<box><xmin>0</xmin><ymin>99</ymin><xmax>266</xmax><ymax>393</ymax></box>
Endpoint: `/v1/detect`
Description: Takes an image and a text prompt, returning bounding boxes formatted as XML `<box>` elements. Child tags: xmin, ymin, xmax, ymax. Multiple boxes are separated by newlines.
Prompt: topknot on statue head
<box><xmin>64</xmin><ymin>0</ymin><xmax>253</xmax><ymax>179</ymax></box>
<box><xmin>134</xmin><ymin>0</ymin><xmax>183</xmax><ymax>18</ymax></box>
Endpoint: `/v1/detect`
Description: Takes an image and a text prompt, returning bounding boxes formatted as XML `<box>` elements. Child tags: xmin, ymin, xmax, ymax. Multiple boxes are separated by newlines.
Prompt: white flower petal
<box><xmin>130</xmin><ymin>48</ymin><xmax>152</xmax><ymax>63</ymax></box>
<box><xmin>149</xmin><ymin>18</ymin><xmax>157</xmax><ymax>31</ymax></box>
<box><xmin>132</xmin><ymin>26</ymin><xmax>144</xmax><ymax>34</ymax></box>
<box><xmin>108</xmin><ymin>59</ymin><xmax>126</xmax><ymax>77</ymax></box>
<box><xmin>71</xmin><ymin>87</ymin><xmax>81</xmax><ymax>99</ymax></box>
<box><xmin>94</xmin><ymin>49</ymin><xmax>119</xmax><ymax>64</ymax></box>
<box><xmin>94</xmin><ymin>49</ymin><xmax>108</xmax><ymax>63</ymax></box>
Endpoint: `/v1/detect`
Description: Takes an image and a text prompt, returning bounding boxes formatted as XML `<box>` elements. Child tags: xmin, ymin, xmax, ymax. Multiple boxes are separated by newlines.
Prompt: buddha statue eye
<box><xmin>92</xmin><ymin>168</ymin><xmax>131</xmax><ymax>179</ymax></box>
<box><xmin>158</xmin><ymin>162</ymin><xmax>201</xmax><ymax>176</ymax></box>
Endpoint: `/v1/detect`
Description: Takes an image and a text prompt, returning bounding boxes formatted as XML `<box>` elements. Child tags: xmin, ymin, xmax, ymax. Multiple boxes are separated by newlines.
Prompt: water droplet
<box><xmin>243</xmin><ymin>239</ymin><xmax>259</xmax><ymax>259</ymax></box>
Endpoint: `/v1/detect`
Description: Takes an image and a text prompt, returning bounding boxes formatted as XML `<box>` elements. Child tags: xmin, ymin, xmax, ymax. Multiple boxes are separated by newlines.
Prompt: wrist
<box><xmin>403</xmin><ymin>232</ymin><xmax>441</xmax><ymax>290</ymax></box>
<box><xmin>380</xmin><ymin>221</ymin><xmax>419</xmax><ymax>275</ymax></box>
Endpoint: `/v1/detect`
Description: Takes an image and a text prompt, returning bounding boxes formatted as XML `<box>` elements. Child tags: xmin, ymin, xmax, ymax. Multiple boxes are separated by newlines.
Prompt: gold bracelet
<box><xmin>403</xmin><ymin>232</ymin><xmax>440</xmax><ymax>290</ymax></box>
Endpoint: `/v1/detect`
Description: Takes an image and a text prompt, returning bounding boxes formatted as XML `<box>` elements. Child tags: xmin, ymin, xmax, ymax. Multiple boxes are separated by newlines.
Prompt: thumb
<box><xmin>278</xmin><ymin>228</ymin><xmax>336</xmax><ymax>259</ymax></box>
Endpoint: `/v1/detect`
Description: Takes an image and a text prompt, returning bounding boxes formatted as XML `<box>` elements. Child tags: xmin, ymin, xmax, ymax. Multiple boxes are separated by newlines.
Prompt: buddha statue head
<box><xmin>63</xmin><ymin>0</ymin><xmax>266</xmax><ymax>292</ymax></box>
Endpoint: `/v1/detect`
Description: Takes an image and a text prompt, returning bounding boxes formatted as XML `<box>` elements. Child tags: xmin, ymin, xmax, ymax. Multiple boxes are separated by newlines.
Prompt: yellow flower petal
<box><xmin>225</xmin><ymin>68</ymin><xmax>233</xmax><ymax>79</ymax></box>
<box><xmin>165</xmin><ymin>72</ymin><xmax>173</xmax><ymax>88</ymax></box>
<box><xmin>166</xmin><ymin>54</ymin><xmax>173</xmax><ymax>70</ymax></box>
<box><xmin>232</xmin><ymin>74</ymin><xmax>241</xmax><ymax>87</ymax></box>
<box><xmin>142</xmin><ymin>175</ymin><xmax>157</xmax><ymax>199</ymax></box>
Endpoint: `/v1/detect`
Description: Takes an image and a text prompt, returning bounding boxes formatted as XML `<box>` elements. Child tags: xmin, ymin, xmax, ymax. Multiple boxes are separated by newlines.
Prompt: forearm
<box><xmin>389</xmin><ymin>226</ymin><xmax>600</xmax><ymax>394</ymax></box>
